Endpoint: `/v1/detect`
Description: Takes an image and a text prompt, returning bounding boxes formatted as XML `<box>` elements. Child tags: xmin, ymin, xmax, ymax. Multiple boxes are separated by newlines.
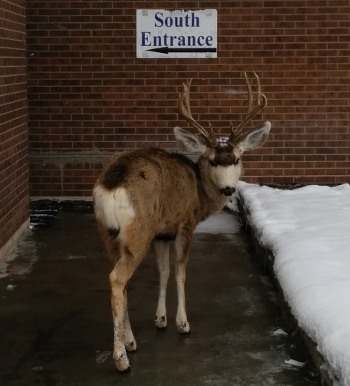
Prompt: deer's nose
<box><xmin>220</xmin><ymin>186</ymin><xmax>236</xmax><ymax>196</ymax></box>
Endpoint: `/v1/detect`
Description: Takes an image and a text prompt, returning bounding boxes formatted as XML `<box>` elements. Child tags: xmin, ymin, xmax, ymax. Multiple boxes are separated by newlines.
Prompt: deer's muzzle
<box><xmin>220</xmin><ymin>186</ymin><xmax>236</xmax><ymax>196</ymax></box>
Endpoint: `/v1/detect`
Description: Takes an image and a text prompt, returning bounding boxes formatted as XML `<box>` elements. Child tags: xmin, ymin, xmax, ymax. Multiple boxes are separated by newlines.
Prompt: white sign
<box><xmin>136</xmin><ymin>9</ymin><xmax>217</xmax><ymax>59</ymax></box>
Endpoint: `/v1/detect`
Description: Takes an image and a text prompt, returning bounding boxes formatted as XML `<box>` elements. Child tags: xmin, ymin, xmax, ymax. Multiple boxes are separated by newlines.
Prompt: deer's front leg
<box><xmin>174</xmin><ymin>229</ymin><xmax>192</xmax><ymax>334</ymax></box>
<box><xmin>153</xmin><ymin>240</ymin><xmax>170</xmax><ymax>329</ymax></box>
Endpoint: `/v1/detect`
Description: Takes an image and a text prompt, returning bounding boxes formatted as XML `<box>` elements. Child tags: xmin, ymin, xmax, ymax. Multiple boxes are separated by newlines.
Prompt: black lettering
<box><xmin>154</xmin><ymin>12</ymin><xmax>163</xmax><ymax>27</ymax></box>
<box><xmin>174</xmin><ymin>15</ymin><xmax>183</xmax><ymax>27</ymax></box>
<box><xmin>141</xmin><ymin>32</ymin><xmax>151</xmax><ymax>46</ymax></box>
<box><xmin>187</xmin><ymin>36</ymin><xmax>195</xmax><ymax>46</ymax></box>
<box><xmin>191</xmin><ymin>13</ymin><xmax>200</xmax><ymax>27</ymax></box>
<box><xmin>164</xmin><ymin>16</ymin><xmax>172</xmax><ymax>27</ymax></box>
<box><xmin>206</xmin><ymin>36</ymin><xmax>213</xmax><ymax>46</ymax></box>
<box><xmin>178</xmin><ymin>35</ymin><xmax>185</xmax><ymax>46</ymax></box>
<box><xmin>154</xmin><ymin>35</ymin><xmax>162</xmax><ymax>46</ymax></box>
<box><xmin>197</xmin><ymin>36</ymin><xmax>205</xmax><ymax>46</ymax></box>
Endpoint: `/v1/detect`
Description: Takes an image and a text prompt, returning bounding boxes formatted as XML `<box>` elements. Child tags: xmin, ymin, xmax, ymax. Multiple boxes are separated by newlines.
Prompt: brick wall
<box><xmin>27</xmin><ymin>0</ymin><xmax>350</xmax><ymax>197</ymax></box>
<box><xmin>0</xmin><ymin>0</ymin><xmax>29</xmax><ymax>253</ymax></box>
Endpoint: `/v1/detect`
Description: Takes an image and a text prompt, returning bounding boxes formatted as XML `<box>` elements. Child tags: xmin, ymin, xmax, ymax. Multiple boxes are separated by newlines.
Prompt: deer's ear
<box><xmin>174</xmin><ymin>127</ymin><xmax>207</xmax><ymax>154</ymax></box>
<box><xmin>235</xmin><ymin>121</ymin><xmax>271</xmax><ymax>154</ymax></box>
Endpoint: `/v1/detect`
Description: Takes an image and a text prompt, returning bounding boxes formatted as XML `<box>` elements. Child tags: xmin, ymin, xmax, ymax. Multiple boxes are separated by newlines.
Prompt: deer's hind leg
<box><xmin>123</xmin><ymin>287</ymin><xmax>137</xmax><ymax>352</ymax></box>
<box><xmin>153</xmin><ymin>240</ymin><xmax>170</xmax><ymax>329</ymax></box>
<box><xmin>101</xmin><ymin>230</ymin><xmax>134</xmax><ymax>350</ymax></box>
<box><xmin>109</xmin><ymin>224</ymin><xmax>151</xmax><ymax>372</ymax></box>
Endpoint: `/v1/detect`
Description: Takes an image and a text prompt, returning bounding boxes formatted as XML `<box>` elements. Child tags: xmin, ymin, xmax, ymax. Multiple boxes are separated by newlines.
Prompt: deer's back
<box><xmin>94</xmin><ymin>148</ymin><xmax>201</xmax><ymax>235</ymax></box>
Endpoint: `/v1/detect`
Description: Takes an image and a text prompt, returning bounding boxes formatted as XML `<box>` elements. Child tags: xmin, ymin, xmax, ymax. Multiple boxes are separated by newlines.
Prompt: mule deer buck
<box><xmin>93</xmin><ymin>72</ymin><xmax>271</xmax><ymax>372</ymax></box>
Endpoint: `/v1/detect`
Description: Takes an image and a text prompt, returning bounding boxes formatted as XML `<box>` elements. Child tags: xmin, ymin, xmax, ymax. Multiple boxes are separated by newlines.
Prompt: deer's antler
<box><xmin>229</xmin><ymin>72</ymin><xmax>267</xmax><ymax>145</ymax></box>
<box><xmin>178</xmin><ymin>79</ymin><xmax>216</xmax><ymax>147</ymax></box>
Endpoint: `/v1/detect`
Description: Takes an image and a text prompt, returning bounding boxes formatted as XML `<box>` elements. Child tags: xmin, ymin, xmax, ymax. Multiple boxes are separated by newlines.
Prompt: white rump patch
<box><xmin>93</xmin><ymin>185</ymin><xmax>135</xmax><ymax>230</ymax></box>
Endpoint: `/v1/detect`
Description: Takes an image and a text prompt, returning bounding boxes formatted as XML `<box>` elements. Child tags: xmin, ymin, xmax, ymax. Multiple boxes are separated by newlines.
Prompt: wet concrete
<box><xmin>0</xmin><ymin>208</ymin><xmax>319</xmax><ymax>386</ymax></box>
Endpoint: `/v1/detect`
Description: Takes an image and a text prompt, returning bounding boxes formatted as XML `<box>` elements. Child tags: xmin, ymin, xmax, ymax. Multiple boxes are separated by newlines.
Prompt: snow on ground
<box><xmin>238</xmin><ymin>182</ymin><xmax>350</xmax><ymax>386</ymax></box>
<box><xmin>195</xmin><ymin>210</ymin><xmax>241</xmax><ymax>234</ymax></box>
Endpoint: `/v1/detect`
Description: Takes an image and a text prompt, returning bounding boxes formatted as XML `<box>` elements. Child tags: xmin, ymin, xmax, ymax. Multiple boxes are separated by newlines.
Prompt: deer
<box><xmin>93</xmin><ymin>72</ymin><xmax>271</xmax><ymax>372</ymax></box>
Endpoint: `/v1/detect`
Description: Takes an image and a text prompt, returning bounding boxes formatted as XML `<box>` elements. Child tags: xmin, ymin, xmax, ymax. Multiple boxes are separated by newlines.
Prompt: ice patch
<box><xmin>260</xmin><ymin>275</ymin><xmax>274</xmax><ymax>288</ymax></box>
<box><xmin>32</xmin><ymin>366</ymin><xmax>44</xmax><ymax>371</ymax></box>
<box><xmin>246</xmin><ymin>350</ymin><xmax>287</xmax><ymax>374</ymax></box>
<box><xmin>236</xmin><ymin>286</ymin><xmax>264</xmax><ymax>316</ymax></box>
<box><xmin>271</xmin><ymin>328</ymin><xmax>288</xmax><ymax>337</ymax></box>
<box><xmin>284</xmin><ymin>359</ymin><xmax>306</xmax><ymax>368</ymax></box>
<box><xmin>96</xmin><ymin>350</ymin><xmax>111</xmax><ymax>364</ymax></box>
<box><xmin>67</xmin><ymin>255</ymin><xmax>87</xmax><ymax>260</ymax></box>
<box><xmin>0</xmin><ymin>232</ymin><xmax>38</xmax><ymax>278</ymax></box>
<box><xmin>199</xmin><ymin>374</ymin><xmax>229</xmax><ymax>385</ymax></box>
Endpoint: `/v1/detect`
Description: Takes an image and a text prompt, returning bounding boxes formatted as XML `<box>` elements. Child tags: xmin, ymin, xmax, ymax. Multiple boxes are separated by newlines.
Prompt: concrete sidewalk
<box><xmin>0</xmin><ymin>209</ymin><xmax>318</xmax><ymax>386</ymax></box>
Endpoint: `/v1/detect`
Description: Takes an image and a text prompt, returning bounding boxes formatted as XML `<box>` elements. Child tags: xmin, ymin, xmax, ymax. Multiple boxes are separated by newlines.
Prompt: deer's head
<box><xmin>175</xmin><ymin>72</ymin><xmax>271</xmax><ymax>197</ymax></box>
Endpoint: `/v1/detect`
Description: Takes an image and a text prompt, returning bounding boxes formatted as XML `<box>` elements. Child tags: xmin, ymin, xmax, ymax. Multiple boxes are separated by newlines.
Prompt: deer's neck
<box><xmin>196</xmin><ymin>161</ymin><xmax>230</xmax><ymax>221</ymax></box>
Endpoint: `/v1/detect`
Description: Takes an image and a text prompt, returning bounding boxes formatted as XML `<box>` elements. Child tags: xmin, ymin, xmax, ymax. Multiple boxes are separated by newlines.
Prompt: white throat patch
<box><xmin>211</xmin><ymin>164</ymin><xmax>240</xmax><ymax>189</ymax></box>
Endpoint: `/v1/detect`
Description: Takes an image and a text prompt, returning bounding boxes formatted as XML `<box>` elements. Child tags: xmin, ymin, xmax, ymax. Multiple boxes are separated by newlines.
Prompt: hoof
<box><xmin>179</xmin><ymin>328</ymin><xmax>191</xmax><ymax>335</ymax></box>
<box><xmin>119</xmin><ymin>365</ymin><xmax>131</xmax><ymax>373</ymax></box>
<box><xmin>155</xmin><ymin>315</ymin><xmax>167</xmax><ymax>329</ymax></box>
<box><xmin>177</xmin><ymin>321</ymin><xmax>191</xmax><ymax>334</ymax></box>
<box><xmin>114</xmin><ymin>349</ymin><xmax>130</xmax><ymax>372</ymax></box>
<box><xmin>115</xmin><ymin>360</ymin><xmax>130</xmax><ymax>372</ymax></box>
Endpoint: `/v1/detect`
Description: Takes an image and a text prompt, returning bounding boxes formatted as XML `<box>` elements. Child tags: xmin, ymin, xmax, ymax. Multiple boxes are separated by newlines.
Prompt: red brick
<box><xmin>24</xmin><ymin>0</ymin><xmax>350</xmax><ymax>195</ymax></box>
<box><xmin>0</xmin><ymin>0</ymin><xmax>29</xmax><ymax>251</ymax></box>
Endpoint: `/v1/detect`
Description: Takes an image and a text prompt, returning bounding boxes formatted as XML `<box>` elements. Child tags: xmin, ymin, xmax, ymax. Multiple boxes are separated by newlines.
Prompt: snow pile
<box><xmin>238</xmin><ymin>182</ymin><xmax>350</xmax><ymax>386</ymax></box>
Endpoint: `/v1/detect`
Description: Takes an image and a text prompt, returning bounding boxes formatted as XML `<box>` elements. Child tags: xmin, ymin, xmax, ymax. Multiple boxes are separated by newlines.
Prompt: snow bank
<box><xmin>238</xmin><ymin>182</ymin><xmax>350</xmax><ymax>386</ymax></box>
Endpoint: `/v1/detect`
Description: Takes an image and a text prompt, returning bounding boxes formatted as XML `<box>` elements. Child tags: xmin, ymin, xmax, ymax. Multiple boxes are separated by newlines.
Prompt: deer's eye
<box><xmin>209</xmin><ymin>159</ymin><xmax>217</xmax><ymax>167</ymax></box>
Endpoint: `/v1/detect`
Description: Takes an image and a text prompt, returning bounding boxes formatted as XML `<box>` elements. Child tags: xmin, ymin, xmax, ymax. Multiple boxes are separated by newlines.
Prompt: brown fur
<box><xmin>97</xmin><ymin>147</ymin><xmax>225</xmax><ymax>243</ymax></box>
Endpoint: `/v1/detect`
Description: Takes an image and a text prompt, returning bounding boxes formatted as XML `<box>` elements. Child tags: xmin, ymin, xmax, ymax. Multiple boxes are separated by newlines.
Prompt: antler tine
<box><xmin>178</xmin><ymin>79</ymin><xmax>214</xmax><ymax>146</ymax></box>
<box><xmin>245</xmin><ymin>72</ymin><xmax>254</xmax><ymax>114</ymax></box>
<box><xmin>230</xmin><ymin>72</ymin><xmax>267</xmax><ymax>142</ymax></box>
<box><xmin>254</xmin><ymin>71</ymin><xmax>262</xmax><ymax>106</ymax></box>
